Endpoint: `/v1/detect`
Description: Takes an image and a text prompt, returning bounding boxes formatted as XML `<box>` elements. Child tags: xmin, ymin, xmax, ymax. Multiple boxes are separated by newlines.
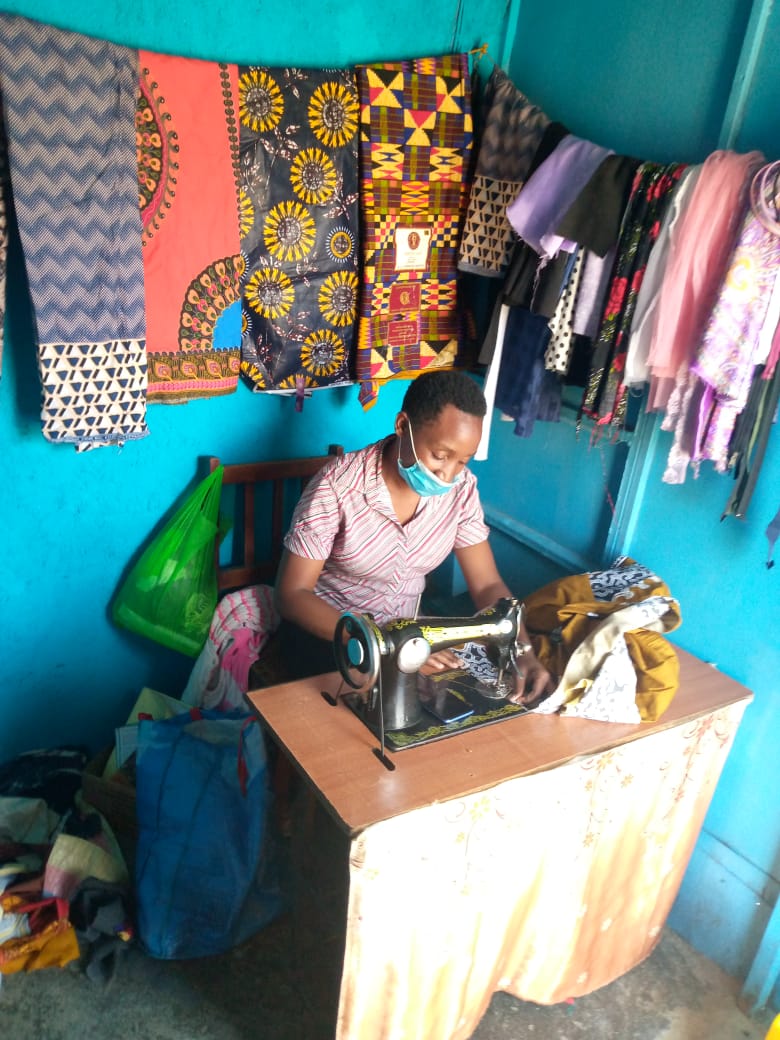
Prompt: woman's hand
<box><xmin>419</xmin><ymin>648</ymin><xmax>464</xmax><ymax>676</ymax></box>
<box><xmin>508</xmin><ymin>651</ymin><xmax>554</xmax><ymax>707</ymax></box>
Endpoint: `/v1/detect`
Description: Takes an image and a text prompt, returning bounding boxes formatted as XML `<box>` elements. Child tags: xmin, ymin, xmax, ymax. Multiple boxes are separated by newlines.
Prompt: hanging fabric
<box><xmin>506</xmin><ymin>135</ymin><xmax>612</xmax><ymax>259</ymax></box>
<box><xmin>494</xmin><ymin>306</ymin><xmax>560</xmax><ymax>438</ymax></box>
<box><xmin>354</xmin><ymin>53</ymin><xmax>474</xmax><ymax>408</ymax></box>
<box><xmin>659</xmin><ymin>152</ymin><xmax>768</xmax><ymax>484</ymax></box>
<box><xmin>721</xmin><ymin>363</ymin><xmax>780</xmax><ymax>520</ymax></box>
<box><xmin>554</xmin><ymin>154</ymin><xmax>642</xmax><ymax>259</ymax></box>
<box><xmin>0</xmin><ymin>13</ymin><xmax>147</xmax><ymax>450</ymax></box>
<box><xmin>544</xmin><ymin>248</ymin><xmax>585</xmax><ymax>376</ymax></box>
<box><xmin>458</xmin><ymin>66</ymin><xmax>550</xmax><ymax>278</ymax></box>
<box><xmin>623</xmin><ymin>164</ymin><xmax>703</xmax><ymax>388</ymax></box>
<box><xmin>755</xmin><ymin>268</ymin><xmax>780</xmax><ymax>372</ymax></box>
<box><xmin>646</xmin><ymin>148</ymin><xmax>764</xmax><ymax>414</ymax></box>
<box><xmin>581</xmin><ymin>161</ymin><xmax>687</xmax><ymax>432</ymax></box>
<box><xmin>765</xmin><ymin>505</ymin><xmax>780</xmax><ymax>569</ymax></box>
<box><xmin>138</xmin><ymin>51</ymin><xmax>243</xmax><ymax>402</ymax></box>
<box><xmin>0</xmin><ymin>112</ymin><xmax>7</xmax><ymax>383</ymax></box>
<box><xmin>551</xmin><ymin>153</ymin><xmax>642</xmax><ymax>358</ymax></box>
<box><xmin>238</xmin><ymin>66</ymin><xmax>359</xmax><ymax>396</ymax></box>
<box><xmin>689</xmin><ymin>205</ymin><xmax>780</xmax><ymax>473</ymax></box>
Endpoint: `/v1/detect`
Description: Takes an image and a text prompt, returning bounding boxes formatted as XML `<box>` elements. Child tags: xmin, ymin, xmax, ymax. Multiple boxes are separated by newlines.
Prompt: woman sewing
<box><xmin>274</xmin><ymin>369</ymin><xmax>552</xmax><ymax>705</ymax></box>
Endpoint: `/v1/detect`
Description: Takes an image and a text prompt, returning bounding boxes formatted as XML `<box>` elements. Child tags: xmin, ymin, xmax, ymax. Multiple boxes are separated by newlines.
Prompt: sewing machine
<box><xmin>332</xmin><ymin>597</ymin><xmax>528</xmax><ymax>735</ymax></box>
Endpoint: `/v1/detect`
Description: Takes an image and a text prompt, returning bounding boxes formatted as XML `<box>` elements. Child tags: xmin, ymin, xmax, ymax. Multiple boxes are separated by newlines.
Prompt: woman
<box><xmin>275</xmin><ymin>369</ymin><xmax>552</xmax><ymax>705</ymax></box>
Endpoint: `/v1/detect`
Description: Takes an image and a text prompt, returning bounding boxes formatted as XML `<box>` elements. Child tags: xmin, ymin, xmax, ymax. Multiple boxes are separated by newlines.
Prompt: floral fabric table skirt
<box><xmin>336</xmin><ymin>701</ymin><xmax>746</xmax><ymax>1040</ymax></box>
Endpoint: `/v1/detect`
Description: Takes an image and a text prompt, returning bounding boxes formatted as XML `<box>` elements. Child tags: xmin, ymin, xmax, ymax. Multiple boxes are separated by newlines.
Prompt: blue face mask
<box><xmin>397</xmin><ymin>422</ymin><xmax>464</xmax><ymax>497</ymax></box>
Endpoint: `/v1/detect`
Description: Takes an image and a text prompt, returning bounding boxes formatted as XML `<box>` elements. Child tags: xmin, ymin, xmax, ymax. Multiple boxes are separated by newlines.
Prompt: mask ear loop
<box><xmin>405</xmin><ymin>421</ymin><xmax>421</xmax><ymax>464</ymax></box>
<box><xmin>396</xmin><ymin>418</ymin><xmax>418</xmax><ymax>468</ymax></box>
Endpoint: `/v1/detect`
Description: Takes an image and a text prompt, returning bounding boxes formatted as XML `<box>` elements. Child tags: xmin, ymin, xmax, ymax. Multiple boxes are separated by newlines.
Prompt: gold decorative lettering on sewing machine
<box><xmin>333</xmin><ymin>598</ymin><xmax>524</xmax><ymax>734</ymax></box>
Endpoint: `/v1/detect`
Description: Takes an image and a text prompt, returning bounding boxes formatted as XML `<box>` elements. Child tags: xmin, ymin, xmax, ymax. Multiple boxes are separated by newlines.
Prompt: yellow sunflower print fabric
<box><xmin>237</xmin><ymin>67</ymin><xmax>359</xmax><ymax>395</ymax></box>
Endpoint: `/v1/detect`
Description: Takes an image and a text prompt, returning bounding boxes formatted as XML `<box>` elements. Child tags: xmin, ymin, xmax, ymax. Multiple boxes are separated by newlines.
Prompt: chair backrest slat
<box><xmin>209</xmin><ymin>445</ymin><xmax>343</xmax><ymax>594</ymax></box>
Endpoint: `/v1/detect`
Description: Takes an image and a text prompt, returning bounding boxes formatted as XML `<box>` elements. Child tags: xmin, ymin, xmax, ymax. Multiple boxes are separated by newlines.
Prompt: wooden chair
<box><xmin>208</xmin><ymin>444</ymin><xmax>343</xmax><ymax>595</ymax></box>
<box><xmin>207</xmin><ymin>444</ymin><xmax>344</xmax><ymax>834</ymax></box>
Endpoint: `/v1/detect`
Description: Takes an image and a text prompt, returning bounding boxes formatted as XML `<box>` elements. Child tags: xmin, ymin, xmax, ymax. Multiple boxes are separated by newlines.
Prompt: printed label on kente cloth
<box><xmin>388</xmin><ymin>282</ymin><xmax>421</xmax><ymax>314</ymax></box>
<box><xmin>386</xmin><ymin>317</ymin><xmax>420</xmax><ymax>347</ymax></box>
<box><xmin>394</xmin><ymin>227</ymin><xmax>431</xmax><ymax>271</ymax></box>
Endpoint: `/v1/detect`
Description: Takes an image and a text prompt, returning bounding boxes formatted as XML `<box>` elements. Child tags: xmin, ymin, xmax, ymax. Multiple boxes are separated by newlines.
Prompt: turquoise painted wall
<box><xmin>508</xmin><ymin>0</ymin><xmax>780</xmax><ymax>1001</ymax></box>
<box><xmin>2</xmin><ymin>0</ymin><xmax>779</xmax><ymax>1005</ymax></box>
<box><xmin>0</xmin><ymin>0</ymin><xmax>514</xmax><ymax>764</ymax></box>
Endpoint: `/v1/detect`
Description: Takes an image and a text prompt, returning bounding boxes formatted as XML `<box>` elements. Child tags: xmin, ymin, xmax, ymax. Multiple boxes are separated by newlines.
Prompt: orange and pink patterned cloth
<box><xmin>138</xmin><ymin>51</ymin><xmax>243</xmax><ymax>402</ymax></box>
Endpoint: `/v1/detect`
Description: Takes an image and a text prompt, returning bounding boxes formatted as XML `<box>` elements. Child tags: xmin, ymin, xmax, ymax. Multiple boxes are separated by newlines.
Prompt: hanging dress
<box><xmin>581</xmin><ymin>161</ymin><xmax>687</xmax><ymax>432</ymax></box>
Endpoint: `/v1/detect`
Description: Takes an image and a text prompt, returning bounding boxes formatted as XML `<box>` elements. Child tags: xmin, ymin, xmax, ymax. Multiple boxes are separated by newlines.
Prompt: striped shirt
<box><xmin>283</xmin><ymin>437</ymin><xmax>490</xmax><ymax>624</ymax></box>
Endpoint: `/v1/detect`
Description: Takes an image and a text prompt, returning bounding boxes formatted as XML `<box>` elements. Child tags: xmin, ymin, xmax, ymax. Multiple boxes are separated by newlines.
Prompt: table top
<box><xmin>246</xmin><ymin>647</ymin><xmax>752</xmax><ymax>836</ymax></box>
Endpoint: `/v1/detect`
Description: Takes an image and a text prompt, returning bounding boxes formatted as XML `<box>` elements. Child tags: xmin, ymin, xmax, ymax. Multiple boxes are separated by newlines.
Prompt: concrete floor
<box><xmin>1</xmin><ymin>793</ymin><xmax>774</xmax><ymax>1040</ymax></box>
<box><xmin>0</xmin><ymin>922</ymin><xmax>772</xmax><ymax>1040</ymax></box>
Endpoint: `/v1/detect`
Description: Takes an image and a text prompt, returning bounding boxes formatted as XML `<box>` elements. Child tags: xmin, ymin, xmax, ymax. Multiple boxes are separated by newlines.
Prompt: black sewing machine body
<box><xmin>333</xmin><ymin>597</ymin><xmax>524</xmax><ymax>734</ymax></box>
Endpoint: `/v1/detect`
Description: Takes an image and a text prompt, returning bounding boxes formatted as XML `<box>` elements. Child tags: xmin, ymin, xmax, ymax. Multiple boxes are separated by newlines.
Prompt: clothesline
<box><xmin>0</xmin><ymin>12</ymin><xmax>476</xmax><ymax>448</ymax></box>
<box><xmin>462</xmin><ymin>63</ymin><xmax>779</xmax><ymax>523</ymax></box>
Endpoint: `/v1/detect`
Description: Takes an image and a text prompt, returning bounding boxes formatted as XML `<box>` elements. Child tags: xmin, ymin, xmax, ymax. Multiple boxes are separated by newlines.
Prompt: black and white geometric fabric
<box><xmin>0</xmin><ymin>13</ymin><xmax>148</xmax><ymax>448</ymax></box>
<box><xmin>38</xmin><ymin>340</ymin><xmax>147</xmax><ymax>449</ymax></box>
<box><xmin>458</xmin><ymin>68</ymin><xmax>550</xmax><ymax>278</ymax></box>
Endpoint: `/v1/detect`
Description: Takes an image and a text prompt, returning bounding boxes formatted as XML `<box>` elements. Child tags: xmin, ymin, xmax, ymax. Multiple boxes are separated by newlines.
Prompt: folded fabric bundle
<box><xmin>182</xmin><ymin>584</ymin><xmax>279</xmax><ymax>711</ymax></box>
<box><xmin>525</xmin><ymin>556</ymin><xmax>682</xmax><ymax>723</ymax></box>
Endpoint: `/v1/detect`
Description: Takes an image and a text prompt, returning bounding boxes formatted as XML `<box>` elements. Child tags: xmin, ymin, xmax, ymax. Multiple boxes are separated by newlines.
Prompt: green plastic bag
<box><xmin>112</xmin><ymin>466</ymin><xmax>223</xmax><ymax>656</ymax></box>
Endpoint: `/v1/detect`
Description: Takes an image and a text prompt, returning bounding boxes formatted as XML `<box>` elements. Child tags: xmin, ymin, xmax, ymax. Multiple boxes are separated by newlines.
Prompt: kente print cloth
<box><xmin>139</xmin><ymin>51</ymin><xmax>243</xmax><ymax>403</ymax></box>
<box><xmin>458</xmin><ymin>67</ymin><xmax>550</xmax><ymax>277</ymax></box>
<box><xmin>237</xmin><ymin>67</ymin><xmax>359</xmax><ymax>394</ymax></box>
<box><xmin>581</xmin><ymin>161</ymin><xmax>687</xmax><ymax>432</ymax></box>
<box><xmin>356</xmin><ymin>54</ymin><xmax>474</xmax><ymax>408</ymax></box>
<box><xmin>0</xmin><ymin>14</ymin><xmax>147</xmax><ymax>448</ymax></box>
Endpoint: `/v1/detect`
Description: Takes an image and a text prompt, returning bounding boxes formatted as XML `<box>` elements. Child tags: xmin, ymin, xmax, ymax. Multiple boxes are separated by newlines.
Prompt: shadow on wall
<box><xmin>5</xmin><ymin>197</ymin><xmax>41</xmax><ymax>429</ymax></box>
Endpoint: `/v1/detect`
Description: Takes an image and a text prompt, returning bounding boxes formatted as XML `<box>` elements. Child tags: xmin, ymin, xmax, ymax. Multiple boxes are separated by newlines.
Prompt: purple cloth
<box><xmin>506</xmin><ymin>136</ymin><xmax>613</xmax><ymax>258</ymax></box>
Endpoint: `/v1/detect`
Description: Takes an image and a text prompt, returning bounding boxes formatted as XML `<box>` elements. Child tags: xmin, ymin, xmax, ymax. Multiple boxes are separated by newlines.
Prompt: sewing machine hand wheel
<box><xmin>333</xmin><ymin>612</ymin><xmax>381</xmax><ymax>691</ymax></box>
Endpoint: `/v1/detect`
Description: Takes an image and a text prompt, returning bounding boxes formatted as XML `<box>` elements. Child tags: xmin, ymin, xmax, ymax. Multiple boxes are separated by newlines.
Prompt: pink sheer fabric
<box><xmin>337</xmin><ymin>701</ymin><xmax>747</xmax><ymax>1040</ymax></box>
<box><xmin>646</xmin><ymin>149</ymin><xmax>764</xmax><ymax>413</ymax></box>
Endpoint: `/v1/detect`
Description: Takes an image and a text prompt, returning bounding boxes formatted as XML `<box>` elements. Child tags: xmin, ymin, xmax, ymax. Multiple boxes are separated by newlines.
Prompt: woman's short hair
<box><xmin>402</xmin><ymin>370</ymin><xmax>486</xmax><ymax>426</ymax></box>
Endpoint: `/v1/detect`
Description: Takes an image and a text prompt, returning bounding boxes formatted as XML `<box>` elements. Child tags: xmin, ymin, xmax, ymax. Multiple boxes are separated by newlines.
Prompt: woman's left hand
<box><xmin>508</xmin><ymin>652</ymin><xmax>554</xmax><ymax>707</ymax></box>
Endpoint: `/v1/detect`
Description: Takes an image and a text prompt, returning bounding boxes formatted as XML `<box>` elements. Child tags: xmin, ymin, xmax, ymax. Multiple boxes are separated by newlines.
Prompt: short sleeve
<box><xmin>283</xmin><ymin>469</ymin><xmax>341</xmax><ymax>562</ymax></box>
<box><xmin>452</xmin><ymin>472</ymin><xmax>490</xmax><ymax>549</ymax></box>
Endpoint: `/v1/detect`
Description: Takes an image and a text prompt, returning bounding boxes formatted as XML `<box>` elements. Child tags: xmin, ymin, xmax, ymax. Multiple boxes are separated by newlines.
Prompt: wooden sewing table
<box><xmin>247</xmin><ymin>647</ymin><xmax>752</xmax><ymax>1040</ymax></box>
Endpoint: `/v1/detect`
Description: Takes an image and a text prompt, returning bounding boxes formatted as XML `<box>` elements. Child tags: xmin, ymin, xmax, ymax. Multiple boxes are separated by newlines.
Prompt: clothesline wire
<box><xmin>469</xmin><ymin>42</ymin><xmax>500</xmax><ymax>71</ymax></box>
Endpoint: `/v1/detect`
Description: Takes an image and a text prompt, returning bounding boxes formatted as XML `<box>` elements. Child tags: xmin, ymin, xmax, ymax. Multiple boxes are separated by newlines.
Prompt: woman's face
<box><xmin>396</xmin><ymin>403</ymin><xmax>483</xmax><ymax>485</ymax></box>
